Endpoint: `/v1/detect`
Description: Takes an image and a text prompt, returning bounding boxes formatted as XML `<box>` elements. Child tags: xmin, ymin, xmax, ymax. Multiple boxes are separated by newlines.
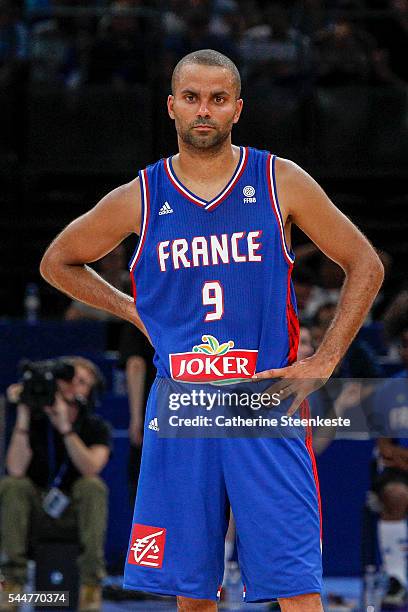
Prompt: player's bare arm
<box><xmin>254</xmin><ymin>158</ymin><xmax>384</xmax><ymax>414</ymax></box>
<box><xmin>40</xmin><ymin>178</ymin><xmax>149</xmax><ymax>337</ymax></box>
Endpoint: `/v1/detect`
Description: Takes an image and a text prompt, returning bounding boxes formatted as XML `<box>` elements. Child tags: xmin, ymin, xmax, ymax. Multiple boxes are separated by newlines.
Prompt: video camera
<box><xmin>19</xmin><ymin>358</ymin><xmax>75</xmax><ymax>416</ymax></box>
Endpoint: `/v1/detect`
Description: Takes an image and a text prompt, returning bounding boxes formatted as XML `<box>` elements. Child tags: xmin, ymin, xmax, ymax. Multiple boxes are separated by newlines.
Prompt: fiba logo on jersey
<box><xmin>243</xmin><ymin>185</ymin><xmax>256</xmax><ymax>203</ymax></box>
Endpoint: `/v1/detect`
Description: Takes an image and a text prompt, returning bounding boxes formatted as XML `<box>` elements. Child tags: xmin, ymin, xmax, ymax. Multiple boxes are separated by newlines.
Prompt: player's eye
<box><xmin>185</xmin><ymin>94</ymin><xmax>195</xmax><ymax>102</ymax></box>
<box><xmin>215</xmin><ymin>96</ymin><xmax>225</xmax><ymax>103</ymax></box>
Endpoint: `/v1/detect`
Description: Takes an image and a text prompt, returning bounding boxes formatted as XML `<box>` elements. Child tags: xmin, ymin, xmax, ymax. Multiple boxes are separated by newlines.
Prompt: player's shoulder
<box><xmin>247</xmin><ymin>147</ymin><xmax>305</xmax><ymax>179</ymax></box>
<box><xmin>141</xmin><ymin>156</ymin><xmax>169</xmax><ymax>174</ymax></box>
<box><xmin>272</xmin><ymin>156</ymin><xmax>318</xmax><ymax>203</ymax></box>
<box><xmin>274</xmin><ymin>156</ymin><xmax>305</xmax><ymax>181</ymax></box>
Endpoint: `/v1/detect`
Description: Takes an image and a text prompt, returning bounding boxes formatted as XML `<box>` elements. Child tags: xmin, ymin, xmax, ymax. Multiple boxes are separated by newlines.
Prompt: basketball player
<box><xmin>40</xmin><ymin>50</ymin><xmax>384</xmax><ymax>612</ymax></box>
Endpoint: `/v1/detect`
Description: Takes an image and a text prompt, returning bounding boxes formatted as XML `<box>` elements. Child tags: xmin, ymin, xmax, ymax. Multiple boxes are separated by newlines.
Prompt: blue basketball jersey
<box><xmin>124</xmin><ymin>147</ymin><xmax>323</xmax><ymax>602</ymax></box>
<box><xmin>129</xmin><ymin>146</ymin><xmax>299</xmax><ymax>383</ymax></box>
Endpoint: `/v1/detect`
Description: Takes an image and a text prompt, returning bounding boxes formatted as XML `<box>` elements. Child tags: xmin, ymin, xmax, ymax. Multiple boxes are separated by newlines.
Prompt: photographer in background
<box><xmin>0</xmin><ymin>357</ymin><xmax>111</xmax><ymax>612</ymax></box>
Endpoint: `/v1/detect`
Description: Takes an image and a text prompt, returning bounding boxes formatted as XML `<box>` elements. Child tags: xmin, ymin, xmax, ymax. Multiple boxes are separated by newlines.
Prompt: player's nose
<box><xmin>196</xmin><ymin>100</ymin><xmax>211</xmax><ymax>117</ymax></box>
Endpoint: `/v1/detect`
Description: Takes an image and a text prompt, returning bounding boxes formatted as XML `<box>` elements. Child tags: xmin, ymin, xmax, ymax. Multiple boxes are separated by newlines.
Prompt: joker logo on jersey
<box><xmin>169</xmin><ymin>335</ymin><xmax>258</xmax><ymax>383</ymax></box>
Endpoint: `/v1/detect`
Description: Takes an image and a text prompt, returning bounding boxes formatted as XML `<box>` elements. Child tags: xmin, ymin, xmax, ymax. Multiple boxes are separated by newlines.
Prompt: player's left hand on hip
<box><xmin>252</xmin><ymin>356</ymin><xmax>334</xmax><ymax>416</ymax></box>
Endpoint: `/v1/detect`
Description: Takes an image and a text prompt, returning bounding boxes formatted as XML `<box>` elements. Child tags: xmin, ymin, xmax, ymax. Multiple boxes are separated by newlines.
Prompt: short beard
<box><xmin>178</xmin><ymin>122</ymin><xmax>233</xmax><ymax>152</ymax></box>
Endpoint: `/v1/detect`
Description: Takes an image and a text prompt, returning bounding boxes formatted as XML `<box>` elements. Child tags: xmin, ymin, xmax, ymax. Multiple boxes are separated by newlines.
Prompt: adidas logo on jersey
<box><xmin>148</xmin><ymin>417</ymin><xmax>159</xmax><ymax>431</ymax></box>
<box><xmin>159</xmin><ymin>202</ymin><xmax>173</xmax><ymax>215</ymax></box>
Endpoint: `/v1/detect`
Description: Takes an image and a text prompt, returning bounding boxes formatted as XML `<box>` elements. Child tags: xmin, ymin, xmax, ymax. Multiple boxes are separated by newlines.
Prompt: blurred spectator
<box><xmin>310</xmin><ymin>301</ymin><xmax>337</xmax><ymax>347</ymax></box>
<box><xmin>209</xmin><ymin>0</ymin><xmax>244</xmax><ymax>41</ymax></box>
<box><xmin>162</xmin><ymin>0</ymin><xmax>186</xmax><ymax>36</ymax></box>
<box><xmin>294</xmin><ymin>324</ymin><xmax>368</xmax><ymax>459</ymax></box>
<box><xmin>292</xmin><ymin>0</ymin><xmax>327</xmax><ymax>38</ymax></box>
<box><xmin>239</xmin><ymin>4</ymin><xmax>311</xmax><ymax>86</ymax></box>
<box><xmin>87</xmin><ymin>0</ymin><xmax>149</xmax><ymax>87</ymax></box>
<box><xmin>0</xmin><ymin>1</ymin><xmax>28</xmax><ymax>85</ymax></box>
<box><xmin>25</xmin><ymin>0</ymin><xmax>51</xmax><ymax>20</ymax></box>
<box><xmin>0</xmin><ymin>356</ymin><xmax>111</xmax><ymax>612</ymax></box>
<box><xmin>370</xmin><ymin>327</ymin><xmax>408</xmax><ymax>607</ymax></box>
<box><xmin>163</xmin><ymin>8</ymin><xmax>239</xmax><ymax>81</ymax></box>
<box><xmin>312</xmin><ymin>301</ymin><xmax>383</xmax><ymax>378</ymax></box>
<box><xmin>65</xmin><ymin>244</ymin><xmax>129</xmax><ymax>321</ymax></box>
<box><xmin>297</xmin><ymin>322</ymin><xmax>315</xmax><ymax>360</ymax></box>
<box><xmin>29</xmin><ymin>18</ymin><xmax>80</xmax><ymax>86</ymax></box>
<box><xmin>383</xmin><ymin>288</ymin><xmax>408</xmax><ymax>352</ymax></box>
<box><xmin>294</xmin><ymin>245</ymin><xmax>391</xmax><ymax>324</ymax></box>
<box><xmin>293</xmin><ymin>245</ymin><xmax>343</xmax><ymax>322</ymax></box>
<box><xmin>292</xmin><ymin>265</ymin><xmax>318</xmax><ymax>321</ymax></box>
<box><xmin>314</xmin><ymin>17</ymin><xmax>376</xmax><ymax>85</ymax></box>
<box><xmin>0</xmin><ymin>1</ymin><xmax>28</xmax><ymax>159</ymax></box>
<box><xmin>367</xmin><ymin>0</ymin><xmax>408</xmax><ymax>83</ymax></box>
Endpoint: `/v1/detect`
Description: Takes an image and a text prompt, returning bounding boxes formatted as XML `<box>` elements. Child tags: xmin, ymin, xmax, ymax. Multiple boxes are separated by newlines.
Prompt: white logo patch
<box><xmin>148</xmin><ymin>417</ymin><xmax>159</xmax><ymax>431</ymax></box>
<box><xmin>243</xmin><ymin>186</ymin><xmax>256</xmax><ymax>203</ymax></box>
<box><xmin>159</xmin><ymin>202</ymin><xmax>174</xmax><ymax>215</ymax></box>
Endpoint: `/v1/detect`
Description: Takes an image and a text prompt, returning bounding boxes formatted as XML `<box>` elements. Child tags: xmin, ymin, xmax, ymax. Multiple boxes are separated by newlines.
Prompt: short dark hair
<box><xmin>62</xmin><ymin>356</ymin><xmax>105</xmax><ymax>399</ymax></box>
<box><xmin>171</xmin><ymin>49</ymin><xmax>241</xmax><ymax>98</ymax></box>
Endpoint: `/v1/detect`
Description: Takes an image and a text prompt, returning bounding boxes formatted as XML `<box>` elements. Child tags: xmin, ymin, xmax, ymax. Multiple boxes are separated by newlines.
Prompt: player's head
<box><xmin>168</xmin><ymin>49</ymin><xmax>243</xmax><ymax>151</ymax></box>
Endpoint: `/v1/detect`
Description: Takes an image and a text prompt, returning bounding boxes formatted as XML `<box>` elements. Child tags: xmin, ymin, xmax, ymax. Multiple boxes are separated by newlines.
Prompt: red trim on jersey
<box><xmin>164</xmin><ymin>147</ymin><xmax>248</xmax><ymax>211</ymax></box>
<box><xmin>266</xmin><ymin>154</ymin><xmax>293</xmax><ymax>266</ymax></box>
<box><xmin>301</xmin><ymin>400</ymin><xmax>323</xmax><ymax>541</ymax></box>
<box><xmin>164</xmin><ymin>159</ymin><xmax>204</xmax><ymax>208</ymax></box>
<box><xmin>286</xmin><ymin>264</ymin><xmax>299</xmax><ymax>365</ymax></box>
<box><xmin>129</xmin><ymin>169</ymin><xmax>151</xmax><ymax>273</ymax></box>
<box><xmin>206</xmin><ymin>147</ymin><xmax>249</xmax><ymax>211</ymax></box>
<box><xmin>130</xmin><ymin>273</ymin><xmax>137</xmax><ymax>302</ymax></box>
<box><xmin>129</xmin><ymin>169</ymin><xmax>151</xmax><ymax>311</ymax></box>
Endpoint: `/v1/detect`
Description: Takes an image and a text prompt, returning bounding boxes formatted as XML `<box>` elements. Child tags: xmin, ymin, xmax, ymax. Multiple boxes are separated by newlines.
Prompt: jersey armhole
<box><xmin>267</xmin><ymin>154</ymin><xmax>295</xmax><ymax>266</ymax></box>
<box><xmin>128</xmin><ymin>169</ymin><xmax>150</xmax><ymax>273</ymax></box>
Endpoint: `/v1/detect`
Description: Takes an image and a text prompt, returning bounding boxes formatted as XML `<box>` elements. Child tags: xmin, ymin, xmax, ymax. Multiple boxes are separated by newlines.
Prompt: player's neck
<box><xmin>174</xmin><ymin>139</ymin><xmax>240</xmax><ymax>183</ymax></box>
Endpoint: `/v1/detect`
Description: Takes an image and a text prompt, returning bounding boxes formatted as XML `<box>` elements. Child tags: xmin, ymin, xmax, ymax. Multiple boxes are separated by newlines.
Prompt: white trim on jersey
<box><xmin>165</xmin><ymin>147</ymin><xmax>247</xmax><ymax>210</ymax></box>
<box><xmin>268</xmin><ymin>155</ymin><xmax>295</xmax><ymax>265</ymax></box>
<box><xmin>129</xmin><ymin>169</ymin><xmax>149</xmax><ymax>272</ymax></box>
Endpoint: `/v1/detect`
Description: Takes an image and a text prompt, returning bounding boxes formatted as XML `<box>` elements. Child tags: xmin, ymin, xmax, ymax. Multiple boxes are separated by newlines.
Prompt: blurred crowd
<box><xmin>0</xmin><ymin>0</ymin><xmax>407</xmax><ymax>90</ymax></box>
<box><xmin>292</xmin><ymin>243</ymin><xmax>408</xmax><ymax>366</ymax></box>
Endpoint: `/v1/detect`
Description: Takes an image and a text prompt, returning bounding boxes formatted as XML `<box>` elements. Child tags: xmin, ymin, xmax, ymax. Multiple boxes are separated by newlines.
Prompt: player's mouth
<box><xmin>193</xmin><ymin>125</ymin><xmax>216</xmax><ymax>131</ymax></box>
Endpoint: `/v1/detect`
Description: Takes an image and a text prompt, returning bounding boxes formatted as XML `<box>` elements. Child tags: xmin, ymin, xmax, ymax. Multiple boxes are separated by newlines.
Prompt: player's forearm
<box><xmin>315</xmin><ymin>251</ymin><xmax>384</xmax><ymax>370</ymax></box>
<box><xmin>63</xmin><ymin>433</ymin><xmax>103</xmax><ymax>477</ymax></box>
<box><xmin>40</xmin><ymin>258</ymin><xmax>146</xmax><ymax>333</ymax></box>
<box><xmin>6</xmin><ymin>431</ymin><xmax>32</xmax><ymax>477</ymax></box>
<box><xmin>6</xmin><ymin>406</ymin><xmax>32</xmax><ymax>476</ymax></box>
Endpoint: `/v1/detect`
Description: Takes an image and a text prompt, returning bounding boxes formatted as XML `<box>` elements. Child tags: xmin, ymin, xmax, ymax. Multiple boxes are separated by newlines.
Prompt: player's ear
<box><xmin>167</xmin><ymin>95</ymin><xmax>175</xmax><ymax>120</ymax></box>
<box><xmin>233</xmin><ymin>98</ymin><xmax>243</xmax><ymax>124</ymax></box>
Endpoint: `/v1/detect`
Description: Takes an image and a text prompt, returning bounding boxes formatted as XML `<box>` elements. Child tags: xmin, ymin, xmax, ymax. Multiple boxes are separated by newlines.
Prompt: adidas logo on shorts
<box><xmin>159</xmin><ymin>202</ymin><xmax>173</xmax><ymax>215</ymax></box>
<box><xmin>148</xmin><ymin>417</ymin><xmax>159</xmax><ymax>432</ymax></box>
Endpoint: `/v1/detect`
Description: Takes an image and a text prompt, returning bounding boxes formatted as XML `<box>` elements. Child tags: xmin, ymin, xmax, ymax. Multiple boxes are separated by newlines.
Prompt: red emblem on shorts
<box><xmin>127</xmin><ymin>523</ymin><xmax>166</xmax><ymax>568</ymax></box>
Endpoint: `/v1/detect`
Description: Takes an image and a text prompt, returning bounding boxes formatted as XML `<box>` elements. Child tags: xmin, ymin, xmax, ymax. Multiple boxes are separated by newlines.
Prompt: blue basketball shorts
<box><xmin>123</xmin><ymin>378</ymin><xmax>323</xmax><ymax>602</ymax></box>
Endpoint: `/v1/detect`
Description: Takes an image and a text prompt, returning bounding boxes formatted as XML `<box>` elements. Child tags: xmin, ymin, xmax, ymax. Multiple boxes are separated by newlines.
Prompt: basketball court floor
<box><xmin>101</xmin><ymin>577</ymin><xmax>362</xmax><ymax>611</ymax></box>
<box><xmin>19</xmin><ymin>576</ymin><xmax>364</xmax><ymax>611</ymax></box>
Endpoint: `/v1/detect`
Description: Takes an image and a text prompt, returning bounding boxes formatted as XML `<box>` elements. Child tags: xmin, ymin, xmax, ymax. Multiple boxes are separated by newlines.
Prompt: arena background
<box><xmin>0</xmin><ymin>0</ymin><xmax>407</xmax><ymax>610</ymax></box>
